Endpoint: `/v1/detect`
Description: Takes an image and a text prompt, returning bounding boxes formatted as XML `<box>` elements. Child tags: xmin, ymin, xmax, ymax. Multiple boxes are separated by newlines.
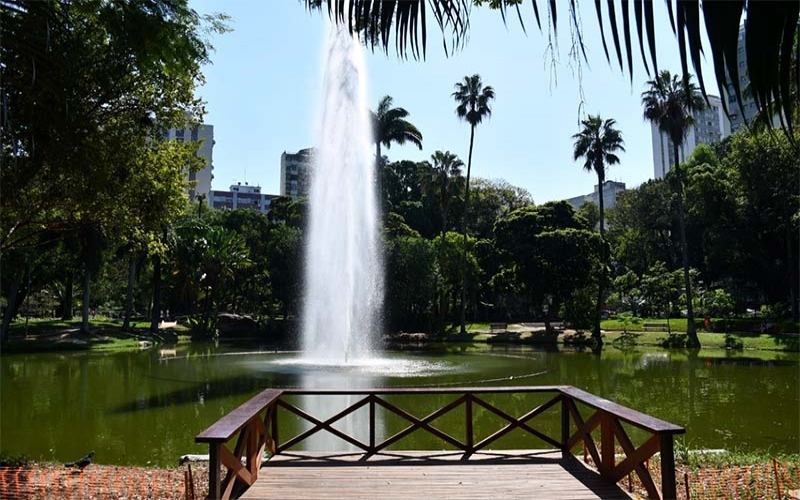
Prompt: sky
<box><xmin>190</xmin><ymin>0</ymin><xmax>717</xmax><ymax>204</ymax></box>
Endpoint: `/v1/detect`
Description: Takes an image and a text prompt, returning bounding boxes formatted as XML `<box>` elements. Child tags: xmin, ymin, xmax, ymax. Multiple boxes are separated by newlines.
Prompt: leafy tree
<box><xmin>265</xmin><ymin>225</ymin><xmax>304</xmax><ymax>319</ymax></box>
<box><xmin>640</xmin><ymin>262</ymin><xmax>683</xmax><ymax>328</ymax></box>
<box><xmin>607</xmin><ymin>180</ymin><xmax>677</xmax><ymax>277</ymax></box>
<box><xmin>572</xmin><ymin>115</ymin><xmax>625</xmax><ymax>345</ymax></box>
<box><xmin>423</xmin><ymin>151</ymin><xmax>464</xmax><ymax>333</ymax></box>
<box><xmin>493</xmin><ymin>202</ymin><xmax>601</xmax><ymax>333</ymax></box>
<box><xmin>642</xmin><ymin>71</ymin><xmax>705</xmax><ymax>347</ymax></box>
<box><xmin>702</xmin><ymin>289</ymin><xmax>736</xmax><ymax>318</ymax></box>
<box><xmin>0</xmin><ymin>0</ymin><xmax>227</xmax><ymax>341</ymax></box>
<box><xmin>468</xmin><ymin>178</ymin><xmax>533</xmax><ymax>240</ymax></box>
<box><xmin>453</xmin><ymin>73</ymin><xmax>495</xmax><ymax>334</ymax></box>
<box><xmin>724</xmin><ymin>130</ymin><xmax>800</xmax><ymax>320</ymax></box>
<box><xmin>384</xmin><ymin>235</ymin><xmax>437</xmax><ymax>332</ymax></box>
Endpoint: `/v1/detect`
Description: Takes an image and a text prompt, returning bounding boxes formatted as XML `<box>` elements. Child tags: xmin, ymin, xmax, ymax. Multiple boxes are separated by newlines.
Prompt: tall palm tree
<box><xmin>642</xmin><ymin>70</ymin><xmax>705</xmax><ymax>348</ymax></box>
<box><xmin>372</xmin><ymin>95</ymin><xmax>423</xmax><ymax>165</ymax></box>
<box><xmin>452</xmin><ymin>74</ymin><xmax>495</xmax><ymax>335</ymax></box>
<box><xmin>428</xmin><ymin>151</ymin><xmax>464</xmax><ymax>333</ymax></box>
<box><xmin>572</xmin><ymin>115</ymin><xmax>625</xmax><ymax>347</ymax></box>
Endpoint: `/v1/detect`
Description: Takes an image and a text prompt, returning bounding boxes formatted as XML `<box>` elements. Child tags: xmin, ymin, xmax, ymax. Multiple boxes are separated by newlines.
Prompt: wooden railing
<box><xmin>196</xmin><ymin>386</ymin><xmax>684</xmax><ymax>500</ymax></box>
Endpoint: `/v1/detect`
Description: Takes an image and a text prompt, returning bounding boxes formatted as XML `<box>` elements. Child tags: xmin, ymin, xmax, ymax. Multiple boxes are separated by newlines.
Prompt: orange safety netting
<box><xmin>0</xmin><ymin>464</ymin><xmax>208</xmax><ymax>500</ymax></box>
<box><xmin>620</xmin><ymin>460</ymin><xmax>800</xmax><ymax>500</ymax></box>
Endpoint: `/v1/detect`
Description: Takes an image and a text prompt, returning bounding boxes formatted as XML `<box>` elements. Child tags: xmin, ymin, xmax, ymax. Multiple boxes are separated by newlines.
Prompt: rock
<box><xmin>217</xmin><ymin>313</ymin><xmax>258</xmax><ymax>336</ymax></box>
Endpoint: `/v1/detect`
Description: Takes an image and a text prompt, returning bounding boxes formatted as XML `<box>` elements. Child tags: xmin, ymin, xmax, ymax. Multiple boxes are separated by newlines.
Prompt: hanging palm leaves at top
<box><xmin>307</xmin><ymin>0</ymin><xmax>799</xmax><ymax>134</ymax></box>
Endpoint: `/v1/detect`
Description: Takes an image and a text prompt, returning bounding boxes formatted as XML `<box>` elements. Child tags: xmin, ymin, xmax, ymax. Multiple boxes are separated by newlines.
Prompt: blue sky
<box><xmin>191</xmin><ymin>1</ymin><xmax>716</xmax><ymax>203</ymax></box>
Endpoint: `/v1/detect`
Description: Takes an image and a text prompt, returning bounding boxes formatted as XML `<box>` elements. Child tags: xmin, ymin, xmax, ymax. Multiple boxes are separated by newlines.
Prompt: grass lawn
<box><xmin>600</xmin><ymin>330</ymin><xmax>796</xmax><ymax>351</ymax></box>
<box><xmin>2</xmin><ymin>318</ymin><xmax>189</xmax><ymax>354</ymax></box>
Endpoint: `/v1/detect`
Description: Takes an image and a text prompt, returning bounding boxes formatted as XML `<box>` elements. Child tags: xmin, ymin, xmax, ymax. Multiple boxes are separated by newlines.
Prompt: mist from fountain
<box><xmin>300</xmin><ymin>22</ymin><xmax>383</xmax><ymax>365</ymax></box>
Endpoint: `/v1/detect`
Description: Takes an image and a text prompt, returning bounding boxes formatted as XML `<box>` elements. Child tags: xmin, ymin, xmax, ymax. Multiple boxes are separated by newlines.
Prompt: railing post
<box><xmin>600</xmin><ymin>411</ymin><xmax>614</xmax><ymax>477</ymax></box>
<box><xmin>561</xmin><ymin>395</ymin><xmax>570</xmax><ymax>458</ymax></box>
<box><xmin>660</xmin><ymin>433</ymin><xmax>677</xmax><ymax>500</ymax></box>
<box><xmin>272</xmin><ymin>401</ymin><xmax>279</xmax><ymax>451</ymax></box>
<box><xmin>465</xmin><ymin>394</ymin><xmax>473</xmax><ymax>453</ymax></box>
<box><xmin>208</xmin><ymin>442</ymin><xmax>221</xmax><ymax>500</ymax></box>
<box><xmin>369</xmin><ymin>396</ymin><xmax>375</xmax><ymax>453</ymax></box>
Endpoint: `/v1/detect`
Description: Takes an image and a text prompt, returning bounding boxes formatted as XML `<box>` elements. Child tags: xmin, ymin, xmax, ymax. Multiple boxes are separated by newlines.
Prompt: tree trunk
<box><xmin>673</xmin><ymin>142</ymin><xmax>699</xmax><ymax>347</ymax></box>
<box><xmin>123</xmin><ymin>255</ymin><xmax>136</xmax><ymax>331</ymax></box>
<box><xmin>376</xmin><ymin>142</ymin><xmax>384</xmax><ymax>210</ymax></box>
<box><xmin>61</xmin><ymin>272</ymin><xmax>74</xmax><ymax>320</ymax></box>
<box><xmin>593</xmin><ymin>169</ymin><xmax>605</xmax><ymax>347</ymax></box>
<box><xmin>81</xmin><ymin>266</ymin><xmax>91</xmax><ymax>333</ymax></box>
<box><xmin>460</xmin><ymin>125</ymin><xmax>476</xmax><ymax>335</ymax></box>
<box><xmin>1</xmin><ymin>277</ymin><xmax>21</xmax><ymax>343</ymax></box>
<box><xmin>150</xmin><ymin>253</ymin><xmax>162</xmax><ymax>334</ymax></box>
<box><xmin>438</xmin><ymin>211</ymin><xmax>448</xmax><ymax>336</ymax></box>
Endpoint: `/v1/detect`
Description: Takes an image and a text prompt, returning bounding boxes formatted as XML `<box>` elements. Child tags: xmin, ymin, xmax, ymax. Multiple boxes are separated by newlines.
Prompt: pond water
<box><xmin>1</xmin><ymin>343</ymin><xmax>797</xmax><ymax>467</ymax></box>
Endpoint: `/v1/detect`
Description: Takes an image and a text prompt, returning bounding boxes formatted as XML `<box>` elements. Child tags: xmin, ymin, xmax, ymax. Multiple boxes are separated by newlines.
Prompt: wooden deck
<box><xmin>196</xmin><ymin>386</ymin><xmax>684</xmax><ymax>499</ymax></box>
<box><xmin>240</xmin><ymin>450</ymin><xmax>634</xmax><ymax>499</ymax></box>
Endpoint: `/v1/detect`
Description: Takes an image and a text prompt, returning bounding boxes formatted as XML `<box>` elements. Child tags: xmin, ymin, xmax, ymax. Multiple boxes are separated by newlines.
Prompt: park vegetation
<box><xmin>1</xmin><ymin>0</ymin><xmax>798</xmax><ymax>349</ymax></box>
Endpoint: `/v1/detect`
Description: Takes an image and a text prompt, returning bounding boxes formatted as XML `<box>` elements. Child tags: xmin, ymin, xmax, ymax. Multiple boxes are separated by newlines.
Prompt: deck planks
<box><xmin>239</xmin><ymin>450</ymin><xmax>633</xmax><ymax>499</ymax></box>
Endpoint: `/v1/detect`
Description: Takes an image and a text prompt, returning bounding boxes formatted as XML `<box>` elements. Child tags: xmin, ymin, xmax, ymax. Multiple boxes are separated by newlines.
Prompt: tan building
<box><xmin>164</xmin><ymin>123</ymin><xmax>214</xmax><ymax>201</ymax></box>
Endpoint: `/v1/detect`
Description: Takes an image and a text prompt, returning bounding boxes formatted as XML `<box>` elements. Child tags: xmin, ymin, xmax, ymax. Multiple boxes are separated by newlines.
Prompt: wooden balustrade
<box><xmin>196</xmin><ymin>386</ymin><xmax>684</xmax><ymax>500</ymax></box>
<box><xmin>195</xmin><ymin>389</ymin><xmax>281</xmax><ymax>500</ymax></box>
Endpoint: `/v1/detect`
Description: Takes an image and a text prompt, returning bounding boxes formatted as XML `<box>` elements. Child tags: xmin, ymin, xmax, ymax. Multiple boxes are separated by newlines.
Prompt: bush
<box><xmin>0</xmin><ymin>451</ymin><xmax>30</xmax><ymax>467</ymax></box>
<box><xmin>702</xmin><ymin>289</ymin><xmax>735</xmax><ymax>317</ymax></box>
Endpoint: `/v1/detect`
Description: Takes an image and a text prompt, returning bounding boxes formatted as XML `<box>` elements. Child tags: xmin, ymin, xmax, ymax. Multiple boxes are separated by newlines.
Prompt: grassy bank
<box><xmin>1</xmin><ymin>318</ymin><xmax>189</xmax><ymax>355</ymax></box>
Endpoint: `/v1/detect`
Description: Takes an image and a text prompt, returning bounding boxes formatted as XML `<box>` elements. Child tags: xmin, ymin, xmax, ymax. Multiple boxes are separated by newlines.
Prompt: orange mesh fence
<box><xmin>0</xmin><ymin>464</ymin><xmax>209</xmax><ymax>500</ymax></box>
<box><xmin>618</xmin><ymin>460</ymin><xmax>800</xmax><ymax>500</ymax></box>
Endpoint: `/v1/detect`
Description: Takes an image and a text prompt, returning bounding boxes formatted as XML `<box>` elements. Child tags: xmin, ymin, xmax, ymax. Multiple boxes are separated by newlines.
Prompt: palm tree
<box><xmin>426</xmin><ymin>151</ymin><xmax>464</xmax><ymax>334</ymax></box>
<box><xmin>642</xmin><ymin>70</ymin><xmax>705</xmax><ymax>348</ymax></box>
<box><xmin>572</xmin><ymin>115</ymin><xmax>625</xmax><ymax>347</ymax></box>
<box><xmin>372</xmin><ymin>95</ymin><xmax>423</xmax><ymax>165</ymax></box>
<box><xmin>453</xmin><ymin>74</ymin><xmax>495</xmax><ymax>335</ymax></box>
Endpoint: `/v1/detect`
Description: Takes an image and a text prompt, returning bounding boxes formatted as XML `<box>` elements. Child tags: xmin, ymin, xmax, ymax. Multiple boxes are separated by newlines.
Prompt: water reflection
<box><xmin>296</xmin><ymin>366</ymin><xmax>381</xmax><ymax>451</ymax></box>
<box><xmin>1</xmin><ymin>346</ymin><xmax>797</xmax><ymax>467</ymax></box>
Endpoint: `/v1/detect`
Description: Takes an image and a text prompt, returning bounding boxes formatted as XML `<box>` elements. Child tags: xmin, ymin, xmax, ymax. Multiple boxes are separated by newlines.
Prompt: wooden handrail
<box><xmin>195</xmin><ymin>388</ymin><xmax>282</xmax><ymax>500</ymax></box>
<box><xmin>196</xmin><ymin>389</ymin><xmax>283</xmax><ymax>443</ymax></box>
<box><xmin>196</xmin><ymin>385</ymin><xmax>684</xmax><ymax>500</ymax></box>
<box><xmin>559</xmin><ymin>386</ymin><xmax>685</xmax><ymax>435</ymax></box>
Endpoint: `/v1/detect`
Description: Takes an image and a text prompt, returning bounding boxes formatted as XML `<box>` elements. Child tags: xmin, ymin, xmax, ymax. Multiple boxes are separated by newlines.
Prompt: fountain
<box><xmin>300</xmin><ymin>21</ymin><xmax>383</xmax><ymax>365</ymax></box>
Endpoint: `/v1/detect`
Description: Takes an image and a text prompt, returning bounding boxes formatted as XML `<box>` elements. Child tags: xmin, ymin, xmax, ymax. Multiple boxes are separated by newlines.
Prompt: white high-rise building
<box><xmin>280</xmin><ymin>148</ymin><xmax>315</xmax><ymax>199</ymax></box>
<box><xmin>210</xmin><ymin>183</ymin><xmax>279</xmax><ymax>214</ymax></box>
<box><xmin>724</xmin><ymin>26</ymin><xmax>759</xmax><ymax>133</ymax></box>
<box><xmin>651</xmin><ymin>95</ymin><xmax>730</xmax><ymax>179</ymax></box>
<box><xmin>164</xmin><ymin>124</ymin><xmax>214</xmax><ymax>201</ymax></box>
<box><xmin>565</xmin><ymin>180</ymin><xmax>627</xmax><ymax>212</ymax></box>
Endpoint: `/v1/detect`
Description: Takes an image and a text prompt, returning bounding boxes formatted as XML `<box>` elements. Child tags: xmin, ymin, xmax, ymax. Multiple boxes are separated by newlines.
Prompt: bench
<box><xmin>642</xmin><ymin>323</ymin><xmax>669</xmax><ymax>332</ymax></box>
<box><xmin>489</xmin><ymin>323</ymin><xmax>507</xmax><ymax>332</ymax></box>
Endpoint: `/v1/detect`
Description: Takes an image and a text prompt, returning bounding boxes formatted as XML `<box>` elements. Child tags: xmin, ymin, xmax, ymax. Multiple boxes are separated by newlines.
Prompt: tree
<box><xmin>0</xmin><ymin>0</ymin><xmax>227</xmax><ymax>341</ymax></box>
<box><xmin>469</xmin><ymin>178</ymin><xmax>533</xmax><ymax>240</ymax></box>
<box><xmin>642</xmin><ymin>71</ymin><xmax>705</xmax><ymax>347</ymax></box>
<box><xmin>572</xmin><ymin>115</ymin><xmax>625</xmax><ymax>346</ymax></box>
<box><xmin>453</xmin><ymin>74</ymin><xmax>495</xmax><ymax>335</ymax></box>
<box><xmin>493</xmin><ymin>202</ymin><xmax>601</xmax><ymax>333</ymax></box>
<box><xmin>307</xmin><ymin>1</ymin><xmax>798</xmax><ymax>135</ymax></box>
<box><xmin>372</xmin><ymin>95</ymin><xmax>423</xmax><ymax>165</ymax></box>
<box><xmin>424</xmin><ymin>151</ymin><xmax>464</xmax><ymax>333</ymax></box>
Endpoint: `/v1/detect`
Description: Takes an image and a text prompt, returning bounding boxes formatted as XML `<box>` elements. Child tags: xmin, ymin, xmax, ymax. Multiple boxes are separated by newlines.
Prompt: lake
<box><xmin>1</xmin><ymin>343</ymin><xmax>797</xmax><ymax>467</ymax></box>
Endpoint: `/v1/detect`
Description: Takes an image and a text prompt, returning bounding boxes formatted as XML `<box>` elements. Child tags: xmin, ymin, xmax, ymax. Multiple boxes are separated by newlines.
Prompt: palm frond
<box><xmin>307</xmin><ymin>0</ymin><xmax>798</xmax><ymax>135</ymax></box>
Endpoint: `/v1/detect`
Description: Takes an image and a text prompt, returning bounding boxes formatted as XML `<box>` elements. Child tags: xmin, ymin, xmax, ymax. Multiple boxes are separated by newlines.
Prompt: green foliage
<box><xmin>493</xmin><ymin>202</ymin><xmax>601</xmax><ymax>322</ymax></box>
<box><xmin>384</xmin><ymin>235</ymin><xmax>437</xmax><ymax>332</ymax></box>
<box><xmin>702</xmin><ymin>289</ymin><xmax>736</xmax><ymax>318</ymax></box>
<box><xmin>0</xmin><ymin>451</ymin><xmax>30</xmax><ymax>467</ymax></box>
